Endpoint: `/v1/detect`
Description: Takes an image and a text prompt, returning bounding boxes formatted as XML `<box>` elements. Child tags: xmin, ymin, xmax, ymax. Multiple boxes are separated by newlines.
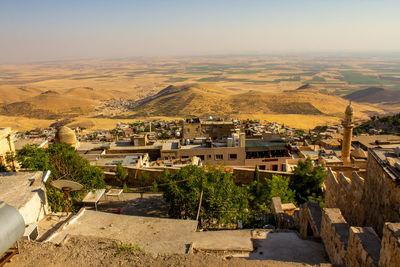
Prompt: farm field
<box><xmin>0</xmin><ymin>55</ymin><xmax>399</xmax><ymax>130</ymax></box>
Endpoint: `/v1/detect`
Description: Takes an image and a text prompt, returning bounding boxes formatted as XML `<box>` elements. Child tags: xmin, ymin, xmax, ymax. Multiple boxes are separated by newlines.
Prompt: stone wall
<box><xmin>379</xmin><ymin>222</ymin><xmax>400</xmax><ymax>267</ymax></box>
<box><xmin>321</xmin><ymin>208</ymin><xmax>384</xmax><ymax>267</ymax></box>
<box><xmin>361</xmin><ymin>152</ymin><xmax>400</xmax><ymax>236</ymax></box>
<box><xmin>270</xmin><ymin>197</ymin><xmax>296</xmax><ymax>229</ymax></box>
<box><xmin>321</xmin><ymin>208</ymin><xmax>349</xmax><ymax>265</ymax></box>
<box><xmin>299</xmin><ymin>202</ymin><xmax>322</xmax><ymax>239</ymax></box>
<box><xmin>104</xmin><ymin>166</ymin><xmax>180</xmax><ymax>187</ymax></box>
<box><xmin>346</xmin><ymin>226</ymin><xmax>380</xmax><ymax>267</ymax></box>
<box><xmin>325</xmin><ymin>169</ymin><xmax>364</xmax><ymax>226</ymax></box>
<box><xmin>325</xmin><ymin>150</ymin><xmax>400</xmax><ymax>237</ymax></box>
<box><xmin>232</xmin><ymin>168</ymin><xmax>292</xmax><ymax>185</ymax></box>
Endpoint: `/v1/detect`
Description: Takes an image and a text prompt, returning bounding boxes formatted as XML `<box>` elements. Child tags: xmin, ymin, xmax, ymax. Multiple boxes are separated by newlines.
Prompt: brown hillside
<box><xmin>133</xmin><ymin>83</ymin><xmax>234</xmax><ymax>116</ymax></box>
<box><xmin>343</xmin><ymin>87</ymin><xmax>400</xmax><ymax>104</ymax></box>
<box><xmin>0</xmin><ymin>86</ymin><xmax>43</xmax><ymax>104</ymax></box>
<box><xmin>1</xmin><ymin>90</ymin><xmax>96</xmax><ymax>119</ymax></box>
<box><xmin>131</xmin><ymin>83</ymin><xmax>382</xmax><ymax>118</ymax></box>
<box><xmin>63</xmin><ymin>87</ymin><xmax>130</xmax><ymax>100</ymax></box>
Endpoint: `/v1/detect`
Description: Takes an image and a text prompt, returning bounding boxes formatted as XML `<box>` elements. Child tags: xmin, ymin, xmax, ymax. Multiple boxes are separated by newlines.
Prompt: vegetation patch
<box><xmin>114</xmin><ymin>241</ymin><xmax>143</xmax><ymax>256</ymax></box>
<box><xmin>340</xmin><ymin>71</ymin><xmax>380</xmax><ymax>85</ymax></box>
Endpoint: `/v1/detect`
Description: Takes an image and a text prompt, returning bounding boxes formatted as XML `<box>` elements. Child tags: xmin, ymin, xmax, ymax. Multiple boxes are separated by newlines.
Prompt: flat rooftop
<box><xmin>47</xmin><ymin>209</ymin><xmax>253</xmax><ymax>254</ymax></box>
<box><xmin>14</xmin><ymin>138</ymin><xmax>48</xmax><ymax>150</ymax></box>
<box><xmin>370</xmin><ymin>147</ymin><xmax>400</xmax><ymax>180</ymax></box>
<box><xmin>353</xmin><ymin>135</ymin><xmax>400</xmax><ymax>149</ymax></box>
<box><xmin>0</xmin><ymin>171</ymin><xmax>43</xmax><ymax>210</ymax></box>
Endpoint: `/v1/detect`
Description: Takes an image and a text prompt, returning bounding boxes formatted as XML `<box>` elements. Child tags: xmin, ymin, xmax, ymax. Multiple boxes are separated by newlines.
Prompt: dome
<box><xmin>55</xmin><ymin>126</ymin><xmax>79</xmax><ymax>148</ymax></box>
<box><xmin>345</xmin><ymin>102</ymin><xmax>354</xmax><ymax>115</ymax></box>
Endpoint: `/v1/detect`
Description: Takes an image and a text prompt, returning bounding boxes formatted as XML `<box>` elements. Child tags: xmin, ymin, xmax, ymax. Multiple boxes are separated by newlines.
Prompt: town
<box><xmin>1</xmin><ymin>103</ymin><xmax>400</xmax><ymax>266</ymax></box>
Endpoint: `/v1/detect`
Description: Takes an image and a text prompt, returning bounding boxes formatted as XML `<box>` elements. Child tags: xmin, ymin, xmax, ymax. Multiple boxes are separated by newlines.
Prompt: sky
<box><xmin>1</xmin><ymin>0</ymin><xmax>400</xmax><ymax>63</ymax></box>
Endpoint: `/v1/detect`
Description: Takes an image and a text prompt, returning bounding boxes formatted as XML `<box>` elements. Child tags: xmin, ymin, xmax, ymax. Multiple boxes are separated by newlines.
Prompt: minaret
<box><xmin>342</xmin><ymin>101</ymin><xmax>354</xmax><ymax>166</ymax></box>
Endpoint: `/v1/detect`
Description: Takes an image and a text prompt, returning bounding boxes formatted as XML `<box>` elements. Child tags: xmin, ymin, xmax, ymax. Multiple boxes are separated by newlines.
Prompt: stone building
<box><xmin>181</xmin><ymin>117</ymin><xmax>202</xmax><ymax>140</ymax></box>
<box><xmin>181</xmin><ymin>117</ymin><xmax>237</xmax><ymax>142</ymax></box>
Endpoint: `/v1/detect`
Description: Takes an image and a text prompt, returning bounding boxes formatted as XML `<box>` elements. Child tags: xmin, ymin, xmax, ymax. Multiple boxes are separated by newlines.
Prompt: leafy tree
<box><xmin>266</xmin><ymin>175</ymin><xmax>295</xmax><ymax>205</ymax></box>
<box><xmin>248</xmin><ymin>174</ymin><xmax>295</xmax><ymax>216</ymax></box>
<box><xmin>160</xmin><ymin>165</ymin><xmax>249</xmax><ymax>228</ymax></box>
<box><xmin>16</xmin><ymin>143</ymin><xmax>105</xmax><ymax>212</ymax></box>
<box><xmin>290</xmin><ymin>157</ymin><xmax>326</xmax><ymax>204</ymax></box>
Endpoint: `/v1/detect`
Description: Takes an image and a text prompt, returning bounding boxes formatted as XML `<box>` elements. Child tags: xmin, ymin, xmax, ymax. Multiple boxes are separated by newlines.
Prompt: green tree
<box><xmin>290</xmin><ymin>157</ymin><xmax>326</xmax><ymax>204</ymax></box>
<box><xmin>247</xmin><ymin>174</ymin><xmax>295</xmax><ymax>216</ymax></box>
<box><xmin>16</xmin><ymin>143</ymin><xmax>105</xmax><ymax>212</ymax></box>
<box><xmin>266</xmin><ymin>175</ymin><xmax>295</xmax><ymax>205</ymax></box>
<box><xmin>160</xmin><ymin>165</ymin><xmax>249</xmax><ymax>228</ymax></box>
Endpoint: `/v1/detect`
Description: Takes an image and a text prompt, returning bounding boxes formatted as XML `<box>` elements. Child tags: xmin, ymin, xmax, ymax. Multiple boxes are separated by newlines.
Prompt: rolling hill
<box><xmin>0</xmin><ymin>90</ymin><xmax>97</xmax><ymax>119</ymax></box>
<box><xmin>130</xmin><ymin>83</ymin><xmax>381</xmax><ymax>118</ymax></box>
<box><xmin>343</xmin><ymin>87</ymin><xmax>400</xmax><ymax>104</ymax></box>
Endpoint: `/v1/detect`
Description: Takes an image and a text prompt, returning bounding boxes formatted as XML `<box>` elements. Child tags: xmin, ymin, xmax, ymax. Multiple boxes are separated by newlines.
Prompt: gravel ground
<box><xmin>6</xmin><ymin>236</ymin><xmax>333</xmax><ymax>267</ymax></box>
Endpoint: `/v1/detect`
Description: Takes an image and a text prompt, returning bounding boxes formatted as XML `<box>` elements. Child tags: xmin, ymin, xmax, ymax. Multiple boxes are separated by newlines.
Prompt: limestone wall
<box><xmin>271</xmin><ymin>197</ymin><xmax>296</xmax><ymax>229</ymax></box>
<box><xmin>299</xmin><ymin>202</ymin><xmax>322</xmax><ymax>239</ymax></box>
<box><xmin>325</xmin><ymin>150</ymin><xmax>400</xmax><ymax>237</ymax></box>
<box><xmin>232</xmin><ymin>168</ymin><xmax>292</xmax><ymax>185</ymax></box>
<box><xmin>346</xmin><ymin>226</ymin><xmax>380</xmax><ymax>267</ymax></box>
<box><xmin>321</xmin><ymin>208</ymin><xmax>384</xmax><ymax>266</ymax></box>
<box><xmin>361</xmin><ymin>153</ymin><xmax>400</xmax><ymax>236</ymax></box>
<box><xmin>379</xmin><ymin>223</ymin><xmax>400</xmax><ymax>267</ymax></box>
<box><xmin>321</xmin><ymin>208</ymin><xmax>349</xmax><ymax>265</ymax></box>
<box><xmin>104</xmin><ymin>166</ymin><xmax>180</xmax><ymax>187</ymax></box>
<box><xmin>325</xmin><ymin>168</ymin><xmax>364</xmax><ymax>226</ymax></box>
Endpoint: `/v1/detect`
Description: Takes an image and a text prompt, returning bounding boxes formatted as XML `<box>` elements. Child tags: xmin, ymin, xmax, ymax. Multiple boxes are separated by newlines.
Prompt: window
<box><xmin>229</xmin><ymin>154</ymin><xmax>237</xmax><ymax>160</ymax></box>
<box><xmin>181</xmin><ymin>156</ymin><xmax>189</xmax><ymax>159</ymax></box>
<box><xmin>208</xmin><ymin>154</ymin><xmax>212</xmax><ymax>159</ymax></box>
<box><xmin>196</xmin><ymin>155</ymin><xmax>205</xmax><ymax>160</ymax></box>
<box><xmin>186</xmin><ymin>128</ymin><xmax>190</xmax><ymax>133</ymax></box>
<box><xmin>259</xmin><ymin>165</ymin><xmax>266</xmax><ymax>170</ymax></box>
<box><xmin>272</xmin><ymin>165</ymin><xmax>278</xmax><ymax>171</ymax></box>
<box><xmin>215</xmin><ymin>154</ymin><xmax>223</xmax><ymax>160</ymax></box>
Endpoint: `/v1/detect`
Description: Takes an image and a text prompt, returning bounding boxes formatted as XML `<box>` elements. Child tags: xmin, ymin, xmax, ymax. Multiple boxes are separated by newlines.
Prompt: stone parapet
<box><xmin>325</xmin><ymin>168</ymin><xmax>364</xmax><ymax>226</ymax></box>
<box><xmin>379</xmin><ymin>222</ymin><xmax>400</xmax><ymax>267</ymax></box>
<box><xmin>299</xmin><ymin>202</ymin><xmax>322</xmax><ymax>239</ymax></box>
<box><xmin>321</xmin><ymin>208</ymin><xmax>349</xmax><ymax>265</ymax></box>
<box><xmin>346</xmin><ymin>226</ymin><xmax>380</xmax><ymax>267</ymax></box>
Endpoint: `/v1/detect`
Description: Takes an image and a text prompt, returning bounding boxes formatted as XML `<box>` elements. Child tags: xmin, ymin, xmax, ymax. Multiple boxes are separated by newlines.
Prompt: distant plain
<box><xmin>1</xmin><ymin>56</ymin><xmax>399</xmax><ymax>131</ymax></box>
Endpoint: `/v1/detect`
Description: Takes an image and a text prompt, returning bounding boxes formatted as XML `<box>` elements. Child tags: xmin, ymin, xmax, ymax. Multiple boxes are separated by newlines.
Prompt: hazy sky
<box><xmin>1</xmin><ymin>0</ymin><xmax>400</xmax><ymax>63</ymax></box>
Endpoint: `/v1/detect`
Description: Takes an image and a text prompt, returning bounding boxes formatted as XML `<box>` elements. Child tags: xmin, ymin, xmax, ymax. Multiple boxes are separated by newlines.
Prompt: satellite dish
<box><xmin>51</xmin><ymin>180</ymin><xmax>83</xmax><ymax>191</ymax></box>
<box><xmin>50</xmin><ymin>180</ymin><xmax>83</xmax><ymax>215</ymax></box>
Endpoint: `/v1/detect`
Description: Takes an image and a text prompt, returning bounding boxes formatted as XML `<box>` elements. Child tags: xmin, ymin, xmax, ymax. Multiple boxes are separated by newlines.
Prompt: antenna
<box><xmin>50</xmin><ymin>180</ymin><xmax>83</xmax><ymax>215</ymax></box>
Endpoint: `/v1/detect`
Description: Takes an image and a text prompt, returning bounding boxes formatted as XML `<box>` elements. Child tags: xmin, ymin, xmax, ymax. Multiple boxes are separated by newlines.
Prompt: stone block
<box><xmin>379</xmin><ymin>222</ymin><xmax>400</xmax><ymax>267</ymax></box>
<box><xmin>321</xmin><ymin>208</ymin><xmax>349</xmax><ymax>265</ymax></box>
<box><xmin>346</xmin><ymin>226</ymin><xmax>380</xmax><ymax>267</ymax></box>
